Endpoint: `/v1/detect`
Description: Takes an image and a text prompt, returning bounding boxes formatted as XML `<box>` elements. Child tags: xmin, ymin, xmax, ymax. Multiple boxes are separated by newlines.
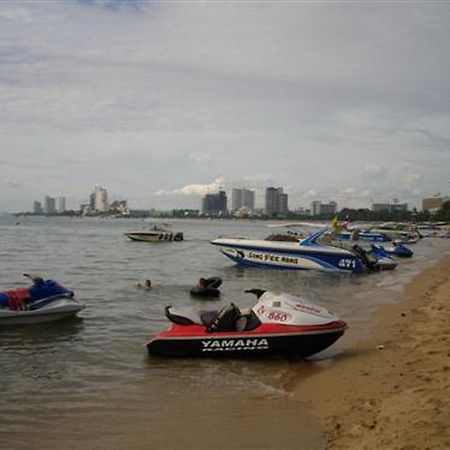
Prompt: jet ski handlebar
<box><xmin>244</xmin><ymin>289</ymin><xmax>266</xmax><ymax>298</ymax></box>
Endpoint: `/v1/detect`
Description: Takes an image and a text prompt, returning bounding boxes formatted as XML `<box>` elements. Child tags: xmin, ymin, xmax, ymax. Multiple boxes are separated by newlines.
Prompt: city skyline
<box><xmin>28</xmin><ymin>181</ymin><xmax>446</xmax><ymax>214</ymax></box>
<box><xmin>29</xmin><ymin>182</ymin><xmax>445</xmax><ymax>216</ymax></box>
<box><xmin>1</xmin><ymin>2</ymin><xmax>450</xmax><ymax>212</ymax></box>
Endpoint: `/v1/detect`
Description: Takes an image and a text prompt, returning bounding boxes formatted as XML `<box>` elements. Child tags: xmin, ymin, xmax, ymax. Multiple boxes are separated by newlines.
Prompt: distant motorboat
<box><xmin>124</xmin><ymin>222</ymin><xmax>184</xmax><ymax>242</ymax></box>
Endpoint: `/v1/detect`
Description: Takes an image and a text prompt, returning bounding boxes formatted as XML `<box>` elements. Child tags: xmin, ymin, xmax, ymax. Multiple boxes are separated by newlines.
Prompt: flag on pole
<box><xmin>332</xmin><ymin>216</ymin><xmax>339</xmax><ymax>230</ymax></box>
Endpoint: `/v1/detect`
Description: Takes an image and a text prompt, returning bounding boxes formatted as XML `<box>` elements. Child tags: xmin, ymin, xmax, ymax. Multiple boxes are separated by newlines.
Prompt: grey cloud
<box><xmin>0</xmin><ymin>1</ymin><xmax>449</xmax><ymax>211</ymax></box>
<box><xmin>4</xmin><ymin>179</ymin><xmax>23</xmax><ymax>189</ymax></box>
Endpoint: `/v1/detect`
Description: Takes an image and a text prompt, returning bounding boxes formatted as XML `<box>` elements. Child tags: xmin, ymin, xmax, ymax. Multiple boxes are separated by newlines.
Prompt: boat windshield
<box><xmin>145</xmin><ymin>222</ymin><xmax>171</xmax><ymax>231</ymax></box>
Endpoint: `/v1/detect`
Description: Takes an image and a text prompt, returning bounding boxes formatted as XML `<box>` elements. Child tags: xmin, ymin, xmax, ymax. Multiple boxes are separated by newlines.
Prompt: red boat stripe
<box><xmin>146</xmin><ymin>321</ymin><xmax>347</xmax><ymax>344</ymax></box>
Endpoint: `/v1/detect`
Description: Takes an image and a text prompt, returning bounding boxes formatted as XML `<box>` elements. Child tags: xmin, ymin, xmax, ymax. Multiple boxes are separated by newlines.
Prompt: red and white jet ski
<box><xmin>146</xmin><ymin>290</ymin><xmax>347</xmax><ymax>358</ymax></box>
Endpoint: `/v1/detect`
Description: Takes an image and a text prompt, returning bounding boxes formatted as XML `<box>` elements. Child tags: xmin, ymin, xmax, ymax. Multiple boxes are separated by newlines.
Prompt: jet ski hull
<box><xmin>0</xmin><ymin>297</ymin><xmax>84</xmax><ymax>325</ymax></box>
<box><xmin>384</xmin><ymin>245</ymin><xmax>413</xmax><ymax>257</ymax></box>
<box><xmin>147</xmin><ymin>322</ymin><xmax>347</xmax><ymax>358</ymax></box>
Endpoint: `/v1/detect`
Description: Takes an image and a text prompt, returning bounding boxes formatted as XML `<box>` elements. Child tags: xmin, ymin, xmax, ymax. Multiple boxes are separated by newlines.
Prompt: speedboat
<box><xmin>0</xmin><ymin>274</ymin><xmax>84</xmax><ymax>325</ymax></box>
<box><xmin>336</xmin><ymin>230</ymin><xmax>391</xmax><ymax>242</ymax></box>
<box><xmin>369</xmin><ymin>223</ymin><xmax>421</xmax><ymax>243</ymax></box>
<box><xmin>124</xmin><ymin>222</ymin><xmax>183</xmax><ymax>242</ymax></box>
<box><xmin>211</xmin><ymin>227</ymin><xmax>366</xmax><ymax>273</ymax></box>
<box><xmin>417</xmin><ymin>223</ymin><xmax>450</xmax><ymax>238</ymax></box>
<box><xmin>146</xmin><ymin>290</ymin><xmax>347</xmax><ymax>358</ymax></box>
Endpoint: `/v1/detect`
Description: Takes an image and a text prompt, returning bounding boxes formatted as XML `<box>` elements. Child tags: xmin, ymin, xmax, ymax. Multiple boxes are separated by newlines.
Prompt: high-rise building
<box><xmin>93</xmin><ymin>185</ymin><xmax>108</xmax><ymax>212</ymax></box>
<box><xmin>265</xmin><ymin>187</ymin><xmax>278</xmax><ymax>216</ymax></box>
<box><xmin>390</xmin><ymin>202</ymin><xmax>408</xmax><ymax>213</ymax></box>
<box><xmin>279</xmin><ymin>192</ymin><xmax>288</xmax><ymax>215</ymax></box>
<box><xmin>202</xmin><ymin>190</ymin><xmax>227</xmax><ymax>215</ymax></box>
<box><xmin>320</xmin><ymin>201</ymin><xmax>337</xmax><ymax>215</ymax></box>
<box><xmin>310</xmin><ymin>201</ymin><xmax>337</xmax><ymax>216</ymax></box>
<box><xmin>310</xmin><ymin>201</ymin><xmax>322</xmax><ymax>216</ymax></box>
<box><xmin>372</xmin><ymin>202</ymin><xmax>407</xmax><ymax>213</ymax></box>
<box><xmin>422</xmin><ymin>195</ymin><xmax>449</xmax><ymax>212</ymax></box>
<box><xmin>231</xmin><ymin>188</ymin><xmax>255</xmax><ymax>212</ymax></box>
<box><xmin>57</xmin><ymin>197</ymin><xmax>66</xmax><ymax>213</ymax></box>
<box><xmin>44</xmin><ymin>196</ymin><xmax>56</xmax><ymax>214</ymax></box>
<box><xmin>231</xmin><ymin>189</ymin><xmax>242</xmax><ymax>211</ymax></box>
<box><xmin>89</xmin><ymin>192</ymin><xmax>95</xmax><ymax>210</ymax></box>
<box><xmin>33</xmin><ymin>201</ymin><xmax>43</xmax><ymax>214</ymax></box>
<box><xmin>243</xmin><ymin>189</ymin><xmax>256</xmax><ymax>211</ymax></box>
<box><xmin>264</xmin><ymin>187</ymin><xmax>288</xmax><ymax>216</ymax></box>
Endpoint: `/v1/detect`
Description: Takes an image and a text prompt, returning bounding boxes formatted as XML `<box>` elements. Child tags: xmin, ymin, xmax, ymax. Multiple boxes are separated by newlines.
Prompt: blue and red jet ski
<box><xmin>146</xmin><ymin>290</ymin><xmax>347</xmax><ymax>358</ymax></box>
<box><xmin>0</xmin><ymin>274</ymin><xmax>84</xmax><ymax>325</ymax></box>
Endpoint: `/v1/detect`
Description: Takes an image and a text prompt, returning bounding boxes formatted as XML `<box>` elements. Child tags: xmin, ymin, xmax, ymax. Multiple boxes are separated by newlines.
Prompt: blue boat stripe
<box><xmin>212</xmin><ymin>241</ymin><xmax>351</xmax><ymax>258</ymax></box>
<box><xmin>221</xmin><ymin>250</ymin><xmax>350</xmax><ymax>271</ymax></box>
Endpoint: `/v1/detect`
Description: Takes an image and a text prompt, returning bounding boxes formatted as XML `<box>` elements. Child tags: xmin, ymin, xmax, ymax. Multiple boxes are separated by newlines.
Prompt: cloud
<box><xmin>0</xmin><ymin>5</ymin><xmax>33</xmax><ymax>23</ymax></box>
<box><xmin>304</xmin><ymin>190</ymin><xmax>318</xmax><ymax>199</ymax></box>
<box><xmin>189</xmin><ymin>152</ymin><xmax>212</xmax><ymax>165</ymax></box>
<box><xmin>0</xmin><ymin>2</ymin><xmax>449</xmax><ymax>211</ymax></box>
<box><xmin>156</xmin><ymin>177</ymin><xmax>226</xmax><ymax>197</ymax></box>
<box><xmin>4</xmin><ymin>179</ymin><xmax>23</xmax><ymax>189</ymax></box>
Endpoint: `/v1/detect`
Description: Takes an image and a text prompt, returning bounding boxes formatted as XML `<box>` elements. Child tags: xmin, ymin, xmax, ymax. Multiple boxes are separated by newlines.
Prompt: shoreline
<box><xmin>289</xmin><ymin>252</ymin><xmax>450</xmax><ymax>449</ymax></box>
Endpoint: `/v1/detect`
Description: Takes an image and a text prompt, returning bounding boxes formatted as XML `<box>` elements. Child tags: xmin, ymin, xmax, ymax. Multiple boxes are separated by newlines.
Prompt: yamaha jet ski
<box><xmin>146</xmin><ymin>290</ymin><xmax>347</xmax><ymax>358</ymax></box>
<box><xmin>0</xmin><ymin>274</ymin><xmax>84</xmax><ymax>325</ymax></box>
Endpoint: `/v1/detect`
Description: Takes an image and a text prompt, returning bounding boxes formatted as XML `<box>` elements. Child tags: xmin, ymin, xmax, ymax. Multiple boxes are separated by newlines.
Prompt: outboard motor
<box><xmin>352</xmin><ymin>245</ymin><xmax>380</xmax><ymax>271</ymax></box>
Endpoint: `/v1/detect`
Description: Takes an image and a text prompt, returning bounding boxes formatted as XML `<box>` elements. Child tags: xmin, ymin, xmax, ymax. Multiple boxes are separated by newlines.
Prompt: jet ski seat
<box><xmin>165</xmin><ymin>304</ymin><xmax>261</xmax><ymax>331</ymax></box>
<box><xmin>206</xmin><ymin>303</ymin><xmax>241</xmax><ymax>333</ymax></box>
<box><xmin>235</xmin><ymin>308</ymin><xmax>262</xmax><ymax>331</ymax></box>
<box><xmin>165</xmin><ymin>305</ymin><xmax>220</xmax><ymax>326</ymax></box>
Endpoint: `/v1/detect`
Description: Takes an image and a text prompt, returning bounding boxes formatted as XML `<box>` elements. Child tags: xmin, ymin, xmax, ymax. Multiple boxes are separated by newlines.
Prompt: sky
<box><xmin>1</xmin><ymin>0</ymin><xmax>449</xmax><ymax>212</ymax></box>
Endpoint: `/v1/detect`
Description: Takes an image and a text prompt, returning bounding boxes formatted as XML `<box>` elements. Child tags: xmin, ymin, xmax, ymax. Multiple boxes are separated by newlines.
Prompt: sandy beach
<box><xmin>292</xmin><ymin>253</ymin><xmax>450</xmax><ymax>449</ymax></box>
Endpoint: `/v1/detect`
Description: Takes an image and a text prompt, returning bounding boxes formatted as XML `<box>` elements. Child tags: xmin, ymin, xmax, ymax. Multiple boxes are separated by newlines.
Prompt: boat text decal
<box><xmin>247</xmin><ymin>252</ymin><xmax>299</xmax><ymax>265</ymax></box>
<box><xmin>201</xmin><ymin>338</ymin><xmax>269</xmax><ymax>352</ymax></box>
<box><xmin>338</xmin><ymin>258</ymin><xmax>356</xmax><ymax>269</ymax></box>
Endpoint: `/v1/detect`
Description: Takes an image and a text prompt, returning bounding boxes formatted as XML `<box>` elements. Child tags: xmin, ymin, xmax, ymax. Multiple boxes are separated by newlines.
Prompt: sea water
<box><xmin>0</xmin><ymin>217</ymin><xmax>448</xmax><ymax>450</ymax></box>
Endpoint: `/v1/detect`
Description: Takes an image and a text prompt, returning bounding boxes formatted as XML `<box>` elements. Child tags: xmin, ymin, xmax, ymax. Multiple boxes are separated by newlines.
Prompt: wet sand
<box><xmin>291</xmin><ymin>253</ymin><xmax>450</xmax><ymax>449</ymax></box>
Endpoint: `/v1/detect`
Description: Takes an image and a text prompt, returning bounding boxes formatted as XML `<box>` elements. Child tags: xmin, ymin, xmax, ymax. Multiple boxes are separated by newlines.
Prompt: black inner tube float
<box><xmin>190</xmin><ymin>277</ymin><xmax>222</xmax><ymax>298</ymax></box>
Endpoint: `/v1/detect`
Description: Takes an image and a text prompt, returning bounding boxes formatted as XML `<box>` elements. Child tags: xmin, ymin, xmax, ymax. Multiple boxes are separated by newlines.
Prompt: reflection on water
<box><xmin>0</xmin><ymin>217</ymin><xmax>449</xmax><ymax>449</ymax></box>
